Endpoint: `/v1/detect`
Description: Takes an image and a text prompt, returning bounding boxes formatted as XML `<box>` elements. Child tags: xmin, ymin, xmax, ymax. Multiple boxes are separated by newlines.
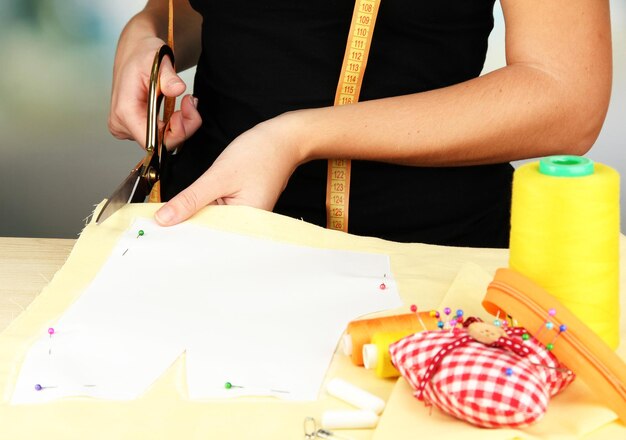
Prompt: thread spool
<box><xmin>321</xmin><ymin>410</ymin><xmax>379</xmax><ymax>429</ymax></box>
<box><xmin>325</xmin><ymin>378</ymin><xmax>385</xmax><ymax>415</ymax></box>
<box><xmin>362</xmin><ymin>331</ymin><xmax>407</xmax><ymax>378</ymax></box>
<box><xmin>509</xmin><ymin>156</ymin><xmax>620</xmax><ymax>348</ymax></box>
<box><xmin>343</xmin><ymin>312</ymin><xmax>435</xmax><ymax>365</ymax></box>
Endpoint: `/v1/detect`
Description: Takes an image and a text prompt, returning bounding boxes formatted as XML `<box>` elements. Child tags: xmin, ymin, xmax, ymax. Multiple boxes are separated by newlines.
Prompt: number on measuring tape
<box><xmin>326</xmin><ymin>0</ymin><xmax>381</xmax><ymax>232</ymax></box>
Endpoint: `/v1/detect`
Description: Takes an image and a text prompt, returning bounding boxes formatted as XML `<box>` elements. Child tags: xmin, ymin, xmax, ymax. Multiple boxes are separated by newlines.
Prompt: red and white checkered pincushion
<box><xmin>389</xmin><ymin>325</ymin><xmax>574</xmax><ymax>428</ymax></box>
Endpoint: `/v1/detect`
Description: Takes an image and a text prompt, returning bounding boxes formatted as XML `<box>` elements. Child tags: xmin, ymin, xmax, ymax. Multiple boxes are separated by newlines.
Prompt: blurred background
<box><xmin>0</xmin><ymin>1</ymin><xmax>624</xmax><ymax>238</ymax></box>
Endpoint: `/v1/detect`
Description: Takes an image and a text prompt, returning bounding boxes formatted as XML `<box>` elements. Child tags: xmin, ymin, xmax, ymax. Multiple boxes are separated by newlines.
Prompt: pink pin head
<box><xmin>410</xmin><ymin>304</ymin><xmax>417</xmax><ymax>313</ymax></box>
<box><xmin>48</xmin><ymin>328</ymin><xmax>55</xmax><ymax>336</ymax></box>
<box><xmin>379</xmin><ymin>283</ymin><xmax>386</xmax><ymax>290</ymax></box>
<box><xmin>548</xmin><ymin>308</ymin><xmax>557</xmax><ymax>317</ymax></box>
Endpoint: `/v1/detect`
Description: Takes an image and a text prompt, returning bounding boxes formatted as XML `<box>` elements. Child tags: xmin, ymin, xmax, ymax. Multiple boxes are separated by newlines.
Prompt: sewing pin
<box><xmin>546</xmin><ymin>324</ymin><xmax>567</xmax><ymax>351</ymax></box>
<box><xmin>123</xmin><ymin>230</ymin><xmax>146</xmax><ymax>255</ymax></box>
<box><xmin>224</xmin><ymin>382</ymin><xmax>289</xmax><ymax>394</ymax></box>
<box><xmin>224</xmin><ymin>381</ymin><xmax>242</xmax><ymax>389</ymax></box>
<box><xmin>34</xmin><ymin>384</ymin><xmax>95</xmax><ymax>391</ymax></box>
<box><xmin>493</xmin><ymin>310</ymin><xmax>502</xmax><ymax>327</ymax></box>
<box><xmin>379</xmin><ymin>274</ymin><xmax>387</xmax><ymax>290</ymax></box>
<box><xmin>48</xmin><ymin>327</ymin><xmax>55</xmax><ymax>355</ymax></box>
<box><xmin>410</xmin><ymin>304</ymin><xmax>428</xmax><ymax>332</ymax></box>
<box><xmin>448</xmin><ymin>318</ymin><xmax>458</xmax><ymax>333</ymax></box>
<box><xmin>534</xmin><ymin>309</ymin><xmax>556</xmax><ymax>340</ymax></box>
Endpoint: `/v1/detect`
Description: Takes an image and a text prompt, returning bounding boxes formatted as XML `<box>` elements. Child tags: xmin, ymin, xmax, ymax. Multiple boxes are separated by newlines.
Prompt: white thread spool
<box><xmin>321</xmin><ymin>410</ymin><xmax>379</xmax><ymax>429</ymax></box>
<box><xmin>341</xmin><ymin>334</ymin><xmax>353</xmax><ymax>356</ymax></box>
<box><xmin>362</xmin><ymin>344</ymin><xmax>378</xmax><ymax>370</ymax></box>
<box><xmin>325</xmin><ymin>378</ymin><xmax>385</xmax><ymax>415</ymax></box>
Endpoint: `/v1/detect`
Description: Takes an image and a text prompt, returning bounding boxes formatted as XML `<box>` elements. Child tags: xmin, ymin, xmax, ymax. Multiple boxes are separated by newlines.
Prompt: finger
<box><xmin>108</xmin><ymin>98</ymin><xmax>149</xmax><ymax>149</ymax></box>
<box><xmin>159</xmin><ymin>56</ymin><xmax>186</xmax><ymax>98</ymax></box>
<box><xmin>164</xmin><ymin>95</ymin><xmax>202</xmax><ymax>150</ymax></box>
<box><xmin>155</xmin><ymin>173</ymin><xmax>220</xmax><ymax>226</ymax></box>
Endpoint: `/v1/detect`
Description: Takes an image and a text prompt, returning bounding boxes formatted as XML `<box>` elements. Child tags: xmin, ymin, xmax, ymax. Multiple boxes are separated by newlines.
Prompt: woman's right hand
<box><xmin>108</xmin><ymin>3</ymin><xmax>202</xmax><ymax>151</ymax></box>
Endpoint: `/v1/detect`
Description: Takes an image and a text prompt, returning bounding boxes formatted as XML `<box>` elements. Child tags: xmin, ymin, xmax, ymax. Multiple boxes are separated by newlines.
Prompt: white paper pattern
<box><xmin>11</xmin><ymin>219</ymin><xmax>401</xmax><ymax>404</ymax></box>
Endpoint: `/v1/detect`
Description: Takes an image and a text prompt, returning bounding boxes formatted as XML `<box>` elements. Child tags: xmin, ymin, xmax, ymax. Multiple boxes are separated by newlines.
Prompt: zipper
<box><xmin>488</xmin><ymin>280</ymin><xmax>626</xmax><ymax>401</ymax></box>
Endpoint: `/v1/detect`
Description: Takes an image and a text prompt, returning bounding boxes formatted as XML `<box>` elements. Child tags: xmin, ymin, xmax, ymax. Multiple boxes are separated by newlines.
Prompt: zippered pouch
<box><xmin>483</xmin><ymin>268</ymin><xmax>626</xmax><ymax>424</ymax></box>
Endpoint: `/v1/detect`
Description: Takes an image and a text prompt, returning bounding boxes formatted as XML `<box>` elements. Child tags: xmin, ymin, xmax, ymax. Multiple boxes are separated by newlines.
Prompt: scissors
<box><xmin>95</xmin><ymin>45</ymin><xmax>175</xmax><ymax>224</ymax></box>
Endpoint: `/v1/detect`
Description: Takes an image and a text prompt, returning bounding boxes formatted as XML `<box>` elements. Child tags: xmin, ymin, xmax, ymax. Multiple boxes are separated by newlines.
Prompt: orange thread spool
<box><xmin>344</xmin><ymin>313</ymin><xmax>436</xmax><ymax>366</ymax></box>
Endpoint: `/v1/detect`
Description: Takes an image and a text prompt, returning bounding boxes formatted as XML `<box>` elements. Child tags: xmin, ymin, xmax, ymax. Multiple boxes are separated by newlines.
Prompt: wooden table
<box><xmin>0</xmin><ymin>237</ymin><xmax>75</xmax><ymax>332</ymax></box>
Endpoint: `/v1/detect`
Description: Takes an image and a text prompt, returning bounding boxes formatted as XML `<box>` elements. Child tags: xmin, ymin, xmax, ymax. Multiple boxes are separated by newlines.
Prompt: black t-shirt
<box><xmin>164</xmin><ymin>0</ymin><xmax>513</xmax><ymax>247</ymax></box>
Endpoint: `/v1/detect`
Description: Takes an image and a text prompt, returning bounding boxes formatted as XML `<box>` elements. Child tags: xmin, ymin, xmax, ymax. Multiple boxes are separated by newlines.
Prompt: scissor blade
<box><xmin>95</xmin><ymin>163</ymin><xmax>146</xmax><ymax>224</ymax></box>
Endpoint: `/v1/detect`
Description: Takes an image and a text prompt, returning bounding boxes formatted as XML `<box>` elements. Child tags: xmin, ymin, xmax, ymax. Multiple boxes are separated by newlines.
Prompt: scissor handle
<box><xmin>145</xmin><ymin>45</ymin><xmax>175</xmax><ymax>154</ymax></box>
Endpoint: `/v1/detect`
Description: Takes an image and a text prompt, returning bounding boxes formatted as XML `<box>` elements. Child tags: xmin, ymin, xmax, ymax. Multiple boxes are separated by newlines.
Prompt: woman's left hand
<box><xmin>155</xmin><ymin>112</ymin><xmax>307</xmax><ymax>225</ymax></box>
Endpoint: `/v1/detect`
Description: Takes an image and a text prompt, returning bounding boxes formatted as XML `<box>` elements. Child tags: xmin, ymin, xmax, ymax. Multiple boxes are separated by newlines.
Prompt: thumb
<box><xmin>155</xmin><ymin>176</ymin><xmax>217</xmax><ymax>226</ymax></box>
<box><xmin>159</xmin><ymin>56</ymin><xmax>186</xmax><ymax>97</ymax></box>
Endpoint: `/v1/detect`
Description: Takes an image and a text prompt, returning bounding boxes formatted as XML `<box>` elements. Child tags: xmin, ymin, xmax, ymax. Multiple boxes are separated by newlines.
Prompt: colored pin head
<box><xmin>410</xmin><ymin>304</ymin><xmax>417</xmax><ymax>313</ymax></box>
<box><xmin>505</xmin><ymin>367</ymin><xmax>514</xmax><ymax>377</ymax></box>
<box><xmin>444</xmin><ymin>307</ymin><xmax>451</xmax><ymax>316</ymax></box>
<box><xmin>136</xmin><ymin>230</ymin><xmax>145</xmax><ymax>238</ymax></box>
<box><xmin>48</xmin><ymin>328</ymin><xmax>55</xmax><ymax>336</ymax></box>
<box><xmin>456</xmin><ymin>309</ymin><xmax>464</xmax><ymax>318</ymax></box>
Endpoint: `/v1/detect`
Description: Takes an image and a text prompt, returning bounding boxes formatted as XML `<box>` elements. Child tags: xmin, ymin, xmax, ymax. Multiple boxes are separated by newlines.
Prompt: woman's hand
<box><xmin>108</xmin><ymin>35</ymin><xmax>201</xmax><ymax>151</ymax></box>
<box><xmin>155</xmin><ymin>113</ymin><xmax>307</xmax><ymax>225</ymax></box>
<box><xmin>108</xmin><ymin>1</ymin><xmax>203</xmax><ymax>151</ymax></box>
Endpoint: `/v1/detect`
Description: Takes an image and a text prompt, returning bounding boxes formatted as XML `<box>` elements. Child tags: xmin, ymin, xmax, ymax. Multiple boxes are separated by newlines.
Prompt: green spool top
<box><xmin>539</xmin><ymin>155</ymin><xmax>594</xmax><ymax>177</ymax></box>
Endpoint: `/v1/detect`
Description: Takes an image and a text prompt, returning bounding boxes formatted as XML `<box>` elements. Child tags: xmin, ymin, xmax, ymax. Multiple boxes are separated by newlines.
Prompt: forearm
<box><xmin>291</xmin><ymin>63</ymin><xmax>610</xmax><ymax>167</ymax></box>
<box><xmin>289</xmin><ymin>0</ymin><xmax>611</xmax><ymax>167</ymax></box>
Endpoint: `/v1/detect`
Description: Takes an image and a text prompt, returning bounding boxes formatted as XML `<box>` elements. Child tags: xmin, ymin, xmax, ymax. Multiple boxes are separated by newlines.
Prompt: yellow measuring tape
<box><xmin>151</xmin><ymin>0</ymin><xmax>380</xmax><ymax>223</ymax></box>
<box><xmin>326</xmin><ymin>0</ymin><xmax>381</xmax><ymax>232</ymax></box>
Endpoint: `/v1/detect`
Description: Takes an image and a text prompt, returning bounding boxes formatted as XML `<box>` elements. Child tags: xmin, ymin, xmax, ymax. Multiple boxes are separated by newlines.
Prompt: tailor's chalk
<box><xmin>326</xmin><ymin>378</ymin><xmax>385</xmax><ymax>415</ymax></box>
<box><xmin>321</xmin><ymin>410</ymin><xmax>379</xmax><ymax>430</ymax></box>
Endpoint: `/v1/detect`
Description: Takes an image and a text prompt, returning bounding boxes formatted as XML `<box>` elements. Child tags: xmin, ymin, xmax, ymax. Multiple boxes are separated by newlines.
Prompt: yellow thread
<box><xmin>347</xmin><ymin>312</ymin><xmax>435</xmax><ymax>365</ymax></box>
<box><xmin>370</xmin><ymin>331</ymin><xmax>408</xmax><ymax>378</ymax></box>
<box><xmin>509</xmin><ymin>161</ymin><xmax>620</xmax><ymax>348</ymax></box>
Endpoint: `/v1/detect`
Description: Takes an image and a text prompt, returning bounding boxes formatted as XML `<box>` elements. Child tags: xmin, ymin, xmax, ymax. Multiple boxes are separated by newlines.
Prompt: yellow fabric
<box><xmin>0</xmin><ymin>202</ymin><xmax>624</xmax><ymax>439</ymax></box>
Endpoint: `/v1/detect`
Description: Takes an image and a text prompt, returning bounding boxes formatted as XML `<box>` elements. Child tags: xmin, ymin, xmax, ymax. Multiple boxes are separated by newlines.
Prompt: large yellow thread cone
<box><xmin>509</xmin><ymin>156</ymin><xmax>620</xmax><ymax>348</ymax></box>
